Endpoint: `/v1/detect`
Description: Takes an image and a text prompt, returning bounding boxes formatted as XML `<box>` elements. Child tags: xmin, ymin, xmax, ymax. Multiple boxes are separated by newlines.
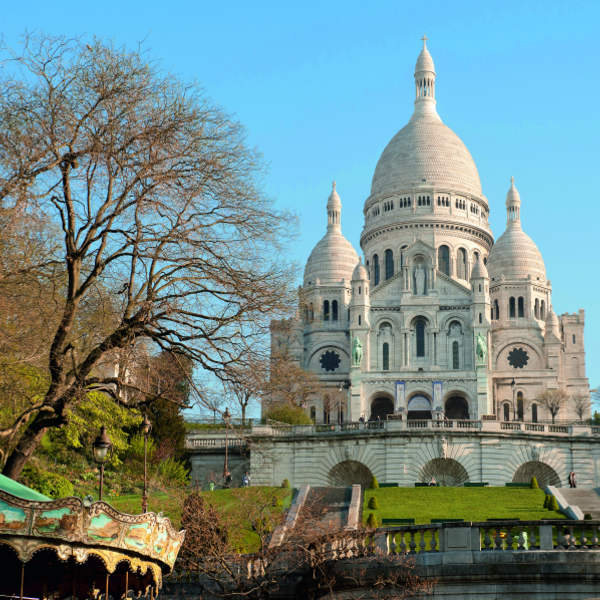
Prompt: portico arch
<box><xmin>328</xmin><ymin>460</ymin><xmax>374</xmax><ymax>489</ymax></box>
<box><xmin>444</xmin><ymin>395</ymin><xmax>470</xmax><ymax>420</ymax></box>
<box><xmin>370</xmin><ymin>396</ymin><xmax>394</xmax><ymax>421</ymax></box>
<box><xmin>407</xmin><ymin>394</ymin><xmax>432</xmax><ymax>420</ymax></box>
<box><xmin>418</xmin><ymin>458</ymin><xmax>470</xmax><ymax>487</ymax></box>
<box><xmin>512</xmin><ymin>461</ymin><xmax>561</xmax><ymax>489</ymax></box>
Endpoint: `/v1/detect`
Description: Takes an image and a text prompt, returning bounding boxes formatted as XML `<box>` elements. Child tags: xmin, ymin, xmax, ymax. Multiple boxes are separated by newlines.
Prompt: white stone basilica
<box><xmin>272</xmin><ymin>39</ymin><xmax>590</xmax><ymax>424</ymax></box>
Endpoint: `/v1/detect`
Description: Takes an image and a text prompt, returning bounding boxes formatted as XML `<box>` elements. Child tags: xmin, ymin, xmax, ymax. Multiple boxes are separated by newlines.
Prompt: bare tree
<box><xmin>591</xmin><ymin>387</ymin><xmax>600</xmax><ymax>413</ymax></box>
<box><xmin>176</xmin><ymin>486</ymin><xmax>434</xmax><ymax>599</ymax></box>
<box><xmin>570</xmin><ymin>394</ymin><xmax>590</xmax><ymax>423</ymax></box>
<box><xmin>0</xmin><ymin>33</ymin><xmax>297</xmax><ymax>478</ymax></box>
<box><xmin>535</xmin><ymin>390</ymin><xmax>569</xmax><ymax>424</ymax></box>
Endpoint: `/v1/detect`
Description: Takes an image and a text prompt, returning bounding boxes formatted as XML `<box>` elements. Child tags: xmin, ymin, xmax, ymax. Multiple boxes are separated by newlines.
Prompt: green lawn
<box><xmin>363</xmin><ymin>487</ymin><xmax>564</xmax><ymax>525</ymax></box>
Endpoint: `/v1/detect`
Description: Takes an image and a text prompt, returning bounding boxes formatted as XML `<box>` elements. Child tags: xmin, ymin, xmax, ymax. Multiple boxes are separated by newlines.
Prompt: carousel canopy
<box><xmin>0</xmin><ymin>473</ymin><xmax>51</xmax><ymax>501</ymax></box>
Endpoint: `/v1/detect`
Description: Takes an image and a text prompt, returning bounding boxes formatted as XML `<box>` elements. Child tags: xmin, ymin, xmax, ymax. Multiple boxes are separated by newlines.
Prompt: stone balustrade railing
<box><xmin>186</xmin><ymin>420</ymin><xmax>600</xmax><ymax>447</ymax></box>
<box><xmin>368</xmin><ymin>520</ymin><xmax>600</xmax><ymax>555</ymax></box>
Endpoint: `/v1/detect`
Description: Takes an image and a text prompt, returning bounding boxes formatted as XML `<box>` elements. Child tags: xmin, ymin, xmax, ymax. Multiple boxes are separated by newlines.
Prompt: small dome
<box><xmin>352</xmin><ymin>258</ymin><xmax>368</xmax><ymax>281</ymax></box>
<box><xmin>327</xmin><ymin>180</ymin><xmax>341</xmax><ymax>210</ymax></box>
<box><xmin>415</xmin><ymin>42</ymin><xmax>435</xmax><ymax>73</ymax></box>
<box><xmin>506</xmin><ymin>176</ymin><xmax>521</xmax><ymax>206</ymax></box>
<box><xmin>471</xmin><ymin>255</ymin><xmax>488</xmax><ymax>279</ymax></box>
<box><xmin>544</xmin><ymin>305</ymin><xmax>560</xmax><ymax>340</ymax></box>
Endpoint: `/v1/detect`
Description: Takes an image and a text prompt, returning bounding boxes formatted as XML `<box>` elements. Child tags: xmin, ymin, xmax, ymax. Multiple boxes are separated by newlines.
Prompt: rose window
<box><xmin>320</xmin><ymin>350</ymin><xmax>341</xmax><ymax>372</ymax></box>
<box><xmin>508</xmin><ymin>347</ymin><xmax>529</xmax><ymax>369</ymax></box>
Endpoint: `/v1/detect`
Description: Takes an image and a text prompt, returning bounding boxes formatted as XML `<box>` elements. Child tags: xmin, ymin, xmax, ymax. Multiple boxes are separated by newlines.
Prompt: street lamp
<box><xmin>140</xmin><ymin>414</ymin><xmax>152</xmax><ymax>513</ymax></box>
<box><xmin>223</xmin><ymin>407</ymin><xmax>231</xmax><ymax>484</ymax></box>
<box><xmin>510</xmin><ymin>378</ymin><xmax>517</xmax><ymax>421</ymax></box>
<box><xmin>92</xmin><ymin>426</ymin><xmax>113</xmax><ymax>501</ymax></box>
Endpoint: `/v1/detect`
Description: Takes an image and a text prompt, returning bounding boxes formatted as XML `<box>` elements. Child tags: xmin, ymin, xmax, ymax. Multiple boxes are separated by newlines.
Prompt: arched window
<box><xmin>452</xmin><ymin>341</ymin><xmax>459</xmax><ymax>369</ymax></box>
<box><xmin>408</xmin><ymin>198</ymin><xmax>411</xmax><ymax>207</ymax></box>
<box><xmin>503</xmin><ymin>403</ymin><xmax>510</xmax><ymax>421</ymax></box>
<box><xmin>518</xmin><ymin>297</ymin><xmax>524</xmax><ymax>318</ymax></box>
<box><xmin>332</xmin><ymin>300</ymin><xmax>338</xmax><ymax>321</ymax></box>
<box><xmin>509</xmin><ymin>297</ymin><xmax>516</xmax><ymax>318</ymax></box>
<box><xmin>517</xmin><ymin>391</ymin><xmax>524</xmax><ymax>420</ymax></box>
<box><xmin>540</xmin><ymin>300</ymin><xmax>546</xmax><ymax>320</ymax></box>
<box><xmin>457</xmin><ymin>248</ymin><xmax>467</xmax><ymax>279</ymax></box>
<box><xmin>309</xmin><ymin>303</ymin><xmax>314</xmax><ymax>321</ymax></box>
<box><xmin>427</xmin><ymin>196</ymin><xmax>430</xmax><ymax>205</ymax></box>
<box><xmin>310</xmin><ymin>406</ymin><xmax>316</xmax><ymax>421</ymax></box>
<box><xmin>323</xmin><ymin>300</ymin><xmax>330</xmax><ymax>321</ymax></box>
<box><xmin>382</xmin><ymin>343</ymin><xmax>389</xmax><ymax>371</ymax></box>
<box><xmin>438</xmin><ymin>245</ymin><xmax>450</xmax><ymax>276</ymax></box>
<box><xmin>479</xmin><ymin>313</ymin><xmax>482</xmax><ymax>324</ymax></box>
<box><xmin>483</xmin><ymin>257</ymin><xmax>487</xmax><ymax>265</ymax></box>
<box><xmin>416</xmin><ymin>322</ymin><xmax>426</xmax><ymax>357</ymax></box>
<box><xmin>373</xmin><ymin>254</ymin><xmax>380</xmax><ymax>285</ymax></box>
<box><xmin>385</xmin><ymin>249</ymin><xmax>394</xmax><ymax>280</ymax></box>
<box><xmin>418</xmin><ymin>197</ymin><xmax>422</xmax><ymax>206</ymax></box>
<box><xmin>358</xmin><ymin>315</ymin><xmax>361</xmax><ymax>326</ymax></box>
<box><xmin>347</xmin><ymin>308</ymin><xmax>350</xmax><ymax>322</ymax></box>
<box><xmin>531</xmin><ymin>404</ymin><xmax>538</xmax><ymax>423</ymax></box>
<box><xmin>534</xmin><ymin>299</ymin><xmax>539</xmax><ymax>319</ymax></box>
<box><xmin>400</xmin><ymin>245</ymin><xmax>408</xmax><ymax>268</ymax></box>
<box><xmin>494</xmin><ymin>299</ymin><xmax>500</xmax><ymax>321</ymax></box>
<box><xmin>573</xmin><ymin>334</ymin><xmax>576</xmax><ymax>344</ymax></box>
<box><xmin>438</xmin><ymin>197</ymin><xmax>441</xmax><ymax>206</ymax></box>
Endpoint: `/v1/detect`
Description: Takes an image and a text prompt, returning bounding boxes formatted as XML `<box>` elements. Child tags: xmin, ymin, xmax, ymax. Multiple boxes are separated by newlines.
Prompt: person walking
<box><xmin>568</xmin><ymin>471</ymin><xmax>577</xmax><ymax>488</ymax></box>
<box><xmin>224</xmin><ymin>470</ymin><xmax>232</xmax><ymax>489</ymax></box>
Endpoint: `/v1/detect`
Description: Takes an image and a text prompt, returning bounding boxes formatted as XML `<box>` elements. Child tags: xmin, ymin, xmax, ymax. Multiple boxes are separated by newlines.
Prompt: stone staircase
<box><xmin>559</xmin><ymin>488</ymin><xmax>600</xmax><ymax>518</ymax></box>
<box><xmin>306</xmin><ymin>486</ymin><xmax>354</xmax><ymax>528</ymax></box>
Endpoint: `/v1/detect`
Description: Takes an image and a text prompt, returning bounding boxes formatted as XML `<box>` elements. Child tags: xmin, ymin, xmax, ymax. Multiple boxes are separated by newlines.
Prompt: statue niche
<box><xmin>414</xmin><ymin>259</ymin><xmax>427</xmax><ymax>295</ymax></box>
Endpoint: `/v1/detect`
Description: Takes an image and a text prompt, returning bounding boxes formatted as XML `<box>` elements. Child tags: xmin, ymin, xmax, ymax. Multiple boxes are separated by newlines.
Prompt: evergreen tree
<box><xmin>369</xmin><ymin>476</ymin><xmax>379</xmax><ymax>490</ymax></box>
<box><xmin>529</xmin><ymin>476</ymin><xmax>539</xmax><ymax>489</ymax></box>
<box><xmin>366</xmin><ymin>512</ymin><xmax>378</xmax><ymax>527</ymax></box>
<box><xmin>368</xmin><ymin>496</ymin><xmax>379</xmax><ymax>510</ymax></box>
<box><xmin>548</xmin><ymin>496</ymin><xmax>560</xmax><ymax>511</ymax></box>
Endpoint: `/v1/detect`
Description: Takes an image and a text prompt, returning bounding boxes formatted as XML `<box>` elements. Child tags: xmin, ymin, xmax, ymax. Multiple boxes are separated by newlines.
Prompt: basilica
<box><xmin>272</xmin><ymin>39</ymin><xmax>589</xmax><ymax>424</ymax></box>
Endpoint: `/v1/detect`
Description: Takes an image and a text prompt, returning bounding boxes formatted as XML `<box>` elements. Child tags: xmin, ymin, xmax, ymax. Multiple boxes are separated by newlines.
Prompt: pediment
<box><xmin>435</xmin><ymin>271</ymin><xmax>471</xmax><ymax>299</ymax></box>
<box><xmin>370</xmin><ymin>270</ymin><xmax>404</xmax><ymax>299</ymax></box>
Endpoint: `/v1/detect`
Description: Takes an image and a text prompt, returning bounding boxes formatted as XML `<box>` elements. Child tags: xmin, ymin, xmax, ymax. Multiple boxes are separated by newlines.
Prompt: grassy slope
<box><xmin>363</xmin><ymin>487</ymin><xmax>565</xmax><ymax>524</ymax></box>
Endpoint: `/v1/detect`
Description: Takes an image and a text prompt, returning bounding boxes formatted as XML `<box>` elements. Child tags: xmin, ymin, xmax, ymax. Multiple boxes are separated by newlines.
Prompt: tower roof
<box><xmin>415</xmin><ymin>35</ymin><xmax>435</xmax><ymax>73</ymax></box>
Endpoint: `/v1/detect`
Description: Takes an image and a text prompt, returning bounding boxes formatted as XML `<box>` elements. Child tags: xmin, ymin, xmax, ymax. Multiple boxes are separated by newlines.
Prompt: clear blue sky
<box><xmin>3</xmin><ymin>0</ymin><xmax>599</xmax><ymax>389</ymax></box>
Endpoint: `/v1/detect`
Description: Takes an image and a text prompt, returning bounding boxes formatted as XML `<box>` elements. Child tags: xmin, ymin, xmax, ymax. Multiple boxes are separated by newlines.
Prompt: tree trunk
<box><xmin>2</xmin><ymin>413</ymin><xmax>49</xmax><ymax>479</ymax></box>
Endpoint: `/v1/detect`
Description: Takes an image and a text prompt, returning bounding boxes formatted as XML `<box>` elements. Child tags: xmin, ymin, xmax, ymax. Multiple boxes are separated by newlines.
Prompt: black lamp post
<box><xmin>141</xmin><ymin>414</ymin><xmax>152</xmax><ymax>513</ymax></box>
<box><xmin>223</xmin><ymin>407</ymin><xmax>231</xmax><ymax>480</ymax></box>
<box><xmin>510</xmin><ymin>378</ymin><xmax>517</xmax><ymax>421</ymax></box>
<box><xmin>92</xmin><ymin>426</ymin><xmax>113</xmax><ymax>501</ymax></box>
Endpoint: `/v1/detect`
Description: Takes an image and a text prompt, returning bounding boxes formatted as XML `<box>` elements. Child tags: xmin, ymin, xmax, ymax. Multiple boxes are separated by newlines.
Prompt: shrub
<box><xmin>548</xmin><ymin>496</ymin><xmax>559</xmax><ymax>511</ymax></box>
<box><xmin>584</xmin><ymin>513</ymin><xmax>593</xmax><ymax>520</ymax></box>
<box><xmin>282</xmin><ymin>479</ymin><xmax>291</xmax><ymax>488</ymax></box>
<box><xmin>22</xmin><ymin>466</ymin><xmax>74</xmax><ymax>499</ymax></box>
<box><xmin>529</xmin><ymin>476</ymin><xmax>539</xmax><ymax>489</ymax></box>
<box><xmin>366</xmin><ymin>512</ymin><xmax>378</xmax><ymax>527</ymax></box>
<box><xmin>369</xmin><ymin>476</ymin><xmax>379</xmax><ymax>490</ymax></box>
<box><xmin>368</xmin><ymin>496</ymin><xmax>379</xmax><ymax>510</ymax></box>
<box><xmin>263</xmin><ymin>404</ymin><xmax>313</xmax><ymax>425</ymax></box>
<box><xmin>543</xmin><ymin>494</ymin><xmax>550</xmax><ymax>509</ymax></box>
<box><xmin>157</xmin><ymin>458</ymin><xmax>190</xmax><ymax>486</ymax></box>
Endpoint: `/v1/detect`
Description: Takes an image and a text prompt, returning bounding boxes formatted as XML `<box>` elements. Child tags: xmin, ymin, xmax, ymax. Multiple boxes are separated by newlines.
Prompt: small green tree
<box><xmin>584</xmin><ymin>513</ymin><xmax>593</xmax><ymax>520</ymax></box>
<box><xmin>548</xmin><ymin>496</ymin><xmax>560</xmax><ymax>511</ymax></box>
<box><xmin>282</xmin><ymin>479</ymin><xmax>291</xmax><ymax>488</ymax></box>
<box><xmin>366</xmin><ymin>512</ymin><xmax>378</xmax><ymax>527</ymax></box>
<box><xmin>529</xmin><ymin>476</ymin><xmax>539</xmax><ymax>489</ymax></box>
<box><xmin>368</xmin><ymin>496</ymin><xmax>379</xmax><ymax>510</ymax></box>
<box><xmin>369</xmin><ymin>476</ymin><xmax>379</xmax><ymax>490</ymax></box>
<box><xmin>543</xmin><ymin>494</ymin><xmax>550</xmax><ymax>508</ymax></box>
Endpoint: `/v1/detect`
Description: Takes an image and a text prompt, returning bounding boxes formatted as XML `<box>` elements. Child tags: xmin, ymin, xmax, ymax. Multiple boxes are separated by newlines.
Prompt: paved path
<box><xmin>559</xmin><ymin>488</ymin><xmax>600</xmax><ymax>518</ymax></box>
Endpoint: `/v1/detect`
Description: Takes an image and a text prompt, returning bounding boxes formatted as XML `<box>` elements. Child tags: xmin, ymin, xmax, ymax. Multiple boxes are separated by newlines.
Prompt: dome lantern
<box><xmin>327</xmin><ymin>180</ymin><xmax>342</xmax><ymax>233</ymax></box>
<box><xmin>506</xmin><ymin>176</ymin><xmax>522</xmax><ymax>225</ymax></box>
<box><xmin>413</xmin><ymin>34</ymin><xmax>439</xmax><ymax>119</ymax></box>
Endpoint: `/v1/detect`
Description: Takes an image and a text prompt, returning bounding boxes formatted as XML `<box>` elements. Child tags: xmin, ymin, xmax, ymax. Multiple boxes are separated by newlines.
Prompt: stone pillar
<box><xmin>349</xmin><ymin>366</ymin><xmax>362</xmax><ymax>421</ymax></box>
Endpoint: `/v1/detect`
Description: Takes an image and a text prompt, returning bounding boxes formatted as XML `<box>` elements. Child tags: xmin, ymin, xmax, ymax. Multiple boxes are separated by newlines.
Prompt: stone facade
<box><xmin>271</xmin><ymin>39</ymin><xmax>590</xmax><ymax>425</ymax></box>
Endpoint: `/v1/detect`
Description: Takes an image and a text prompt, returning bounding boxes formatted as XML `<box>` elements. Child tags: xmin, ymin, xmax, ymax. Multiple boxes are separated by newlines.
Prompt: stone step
<box><xmin>307</xmin><ymin>486</ymin><xmax>354</xmax><ymax>527</ymax></box>
<box><xmin>559</xmin><ymin>489</ymin><xmax>600</xmax><ymax>518</ymax></box>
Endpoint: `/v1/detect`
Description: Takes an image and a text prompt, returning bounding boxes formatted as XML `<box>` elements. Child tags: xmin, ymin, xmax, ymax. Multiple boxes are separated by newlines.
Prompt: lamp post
<box><xmin>511</xmin><ymin>378</ymin><xmax>517</xmax><ymax>421</ymax></box>
<box><xmin>141</xmin><ymin>414</ymin><xmax>152</xmax><ymax>513</ymax></box>
<box><xmin>92</xmin><ymin>426</ymin><xmax>113</xmax><ymax>501</ymax></box>
<box><xmin>222</xmin><ymin>407</ymin><xmax>231</xmax><ymax>482</ymax></box>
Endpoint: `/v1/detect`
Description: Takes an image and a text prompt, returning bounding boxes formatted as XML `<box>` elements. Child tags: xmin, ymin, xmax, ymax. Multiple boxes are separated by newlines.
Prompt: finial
<box><xmin>421</xmin><ymin>33</ymin><xmax>428</xmax><ymax>47</ymax></box>
<box><xmin>332</xmin><ymin>180</ymin><xmax>336</xmax><ymax>190</ymax></box>
<box><xmin>510</xmin><ymin>175</ymin><xmax>515</xmax><ymax>184</ymax></box>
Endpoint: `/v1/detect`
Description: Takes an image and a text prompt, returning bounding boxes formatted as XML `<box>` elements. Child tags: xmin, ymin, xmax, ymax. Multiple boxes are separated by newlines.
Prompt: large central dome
<box><xmin>369</xmin><ymin>40</ymin><xmax>483</xmax><ymax>201</ymax></box>
<box><xmin>370</xmin><ymin>117</ymin><xmax>483</xmax><ymax>199</ymax></box>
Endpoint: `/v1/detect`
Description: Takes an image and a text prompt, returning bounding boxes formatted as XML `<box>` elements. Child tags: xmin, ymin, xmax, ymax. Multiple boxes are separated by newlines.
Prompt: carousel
<box><xmin>0</xmin><ymin>475</ymin><xmax>185</xmax><ymax>599</ymax></box>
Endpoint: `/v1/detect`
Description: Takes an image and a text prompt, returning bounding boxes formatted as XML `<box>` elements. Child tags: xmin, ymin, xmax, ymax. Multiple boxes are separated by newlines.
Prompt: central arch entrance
<box><xmin>407</xmin><ymin>395</ymin><xmax>432</xmax><ymax>420</ymax></box>
<box><xmin>513</xmin><ymin>462</ymin><xmax>561</xmax><ymax>489</ymax></box>
<box><xmin>445</xmin><ymin>396</ymin><xmax>469</xmax><ymax>420</ymax></box>
<box><xmin>419</xmin><ymin>458</ymin><xmax>470</xmax><ymax>487</ymax></box>
<box><xmin>328</xmin><ymin>461</ymin><xmax>373</xmax><ymax>489</ymax></box>
<box><xmin>370</xmin><ymin>397</ymin><xmax>394</xmax><ymax>421</ymax></box>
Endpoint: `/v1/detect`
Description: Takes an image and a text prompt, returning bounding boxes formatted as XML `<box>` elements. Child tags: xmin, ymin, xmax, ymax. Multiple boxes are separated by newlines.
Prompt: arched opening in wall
<box><xmin>309</xmin><ymin>303</ymin><xmax>314</xmax><ymax>321</ymax></box>
<box><xmin>370</xmin><ymin>397</ymin><xmax>394</xmax><ymax>421</ymax></box>
<box><xmin>332</xmin><ymin>300</ymin><xmax>338</xmax><ymax>321</ymax></box>
<box><xmin>532</xmin><ymin>404</ymin><xmax>538</xmax><ymax>423</ymax></box>
<box><xmin>415</xmin><ymin>319</ymin><xmax>426</xmax><ymax>357</ymax></box>
<box><xmin>540</xmin><ymin>300</ymin><xmax>546</xmax><ymax>320</ymax></box>
<box><xmin>512</xmin><ymin>462</ymin><xmax>561</xmax><ymax>489</ymax></box>
<box><xmin>494</xmin><ymin>299</ymin><xmax>500</xmax><ymax>321</ymax></box>
<box><xmin>310</xmin><ymin>406</ymin><xmax>316</xmax><ymax>421</ymax></box>
<box><xmin>534</xmin><ymin>299</ymin><xmax>540</xmax><ymax>320</ymax></box>
<box><xmin>509</xmin><ymin>297</ymin><xmax>516</xmax><ymax>318</ymax></box>
<box><xmin>373</xmin><ymin>254</ymin><xmax>380</xmax><ymax>285</ymax></box>
<box><xmin>323</xmin><ymin>300</ymin><xmax>330</xmax><ymax>321</ymax></box>
<box><xmin>503</xmin><ymin>403</ymin><xmax>510</xmax><ymax>421</ymax></box>
<box><xmin>400</xmin><ymin>245</ymin><xmax>408</xmax><ymax>267</ymax></box>
<box><xmin>382</xmin><ymin>343</ymin><xmax>390</xmax><ymax>371</ymax></box>
<box><xmin>328</xmin><ymin>460</ymin><xmax>374</xmax><ymax>489</ymax></box>
<box><xmin>385</xmin><ymin>249</ymin><xmax>394</xmax><ymax>280</ymax></box>
<box><xmin>518</xmin><ymin>297</ymin><xmax>524</xmax><ymax>318</ymax></box>
<box><xmin>418</xmin><ymin>458</ymin><xmax>470</xmax><ymax>487</ymax></box>
<box><xmin>407</xmin><ymin>395</ymin><xmax>432</xmax><ymax>420</ymax></box>
<box><xmin>517</xmin><ymin>392</ymin><xmax>524</xmax><ymax>420</ymax></box>
<box><xmin>452</xmin><ymin>341</ymin><xmax>459</xmax><ymax>369</ymax></box>
<box><xmin>457</xmin><ymin>248</ymin><xmax>467</xmax><ymax>279</ymax></box>
<box><xmin>438</xmin><ymin>245</ymin><xmax>450</xmax><ymax>276</ymax></box>
<box><xmin>445</xmin><ymin>396</ymin><xmax>469</xmax><ymax>420</ymax></box>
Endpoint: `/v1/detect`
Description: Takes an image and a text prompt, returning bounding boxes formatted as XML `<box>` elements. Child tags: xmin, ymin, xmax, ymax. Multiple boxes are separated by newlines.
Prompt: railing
<box><xmin>525</xmin><ymin>423</ymin><xmax>545</xmax><ymax>432</ymax></box>
<box><xmin>548</xmin><ymin>425</ymin><xmax>569</xmax><ymax>433</ymax></box>
<box><xmin>370</xmin><ymin>520</ymin><xmax>600</xmax><ymax>555</ymax></box>
<box><xmin>501</xmin><ymin>422</ymin><xmax>522</xmax><ymax>430</ymax></box>
<box><xmin>187</xmin><ymin>436</ymin><xmax>247</xmax><ymax>448</ymax></box>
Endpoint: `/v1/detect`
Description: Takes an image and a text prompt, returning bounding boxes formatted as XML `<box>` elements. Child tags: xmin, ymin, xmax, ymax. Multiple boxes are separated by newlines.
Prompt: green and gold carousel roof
<box><xmin>0</xmin><ymin>488</ymin><xmax>185</xmax><ymax>587</ymax></box>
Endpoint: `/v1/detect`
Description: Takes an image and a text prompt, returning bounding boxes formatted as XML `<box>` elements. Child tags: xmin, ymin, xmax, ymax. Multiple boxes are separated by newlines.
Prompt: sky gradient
<box><xmin>3</xmin><ymin>0</ymin><xmax>599</xmax><ymax>392</ymax></box>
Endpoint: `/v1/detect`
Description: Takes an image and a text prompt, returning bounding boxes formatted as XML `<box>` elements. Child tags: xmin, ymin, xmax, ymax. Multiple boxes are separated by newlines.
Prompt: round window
<box><xmin>508</xmin><ymin>347</ymin><xmax>529</xmax><ymax>369</ymax></box>
<box><xmin>320</xmin><ymin>350</ymin><xmax>341</xmax><ymax>372</ymax></box>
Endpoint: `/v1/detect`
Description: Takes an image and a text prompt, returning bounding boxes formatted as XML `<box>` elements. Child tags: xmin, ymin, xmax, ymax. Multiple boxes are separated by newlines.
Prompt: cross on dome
<box><xmin>421</xmin><ymin>34</ymin><xmax>428</xmax><ymax>47</ymax></box>
<box><xmin>332</xmin><ymin>180</ymin><xmax>336</xmax><ymax>190</ymax></box>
